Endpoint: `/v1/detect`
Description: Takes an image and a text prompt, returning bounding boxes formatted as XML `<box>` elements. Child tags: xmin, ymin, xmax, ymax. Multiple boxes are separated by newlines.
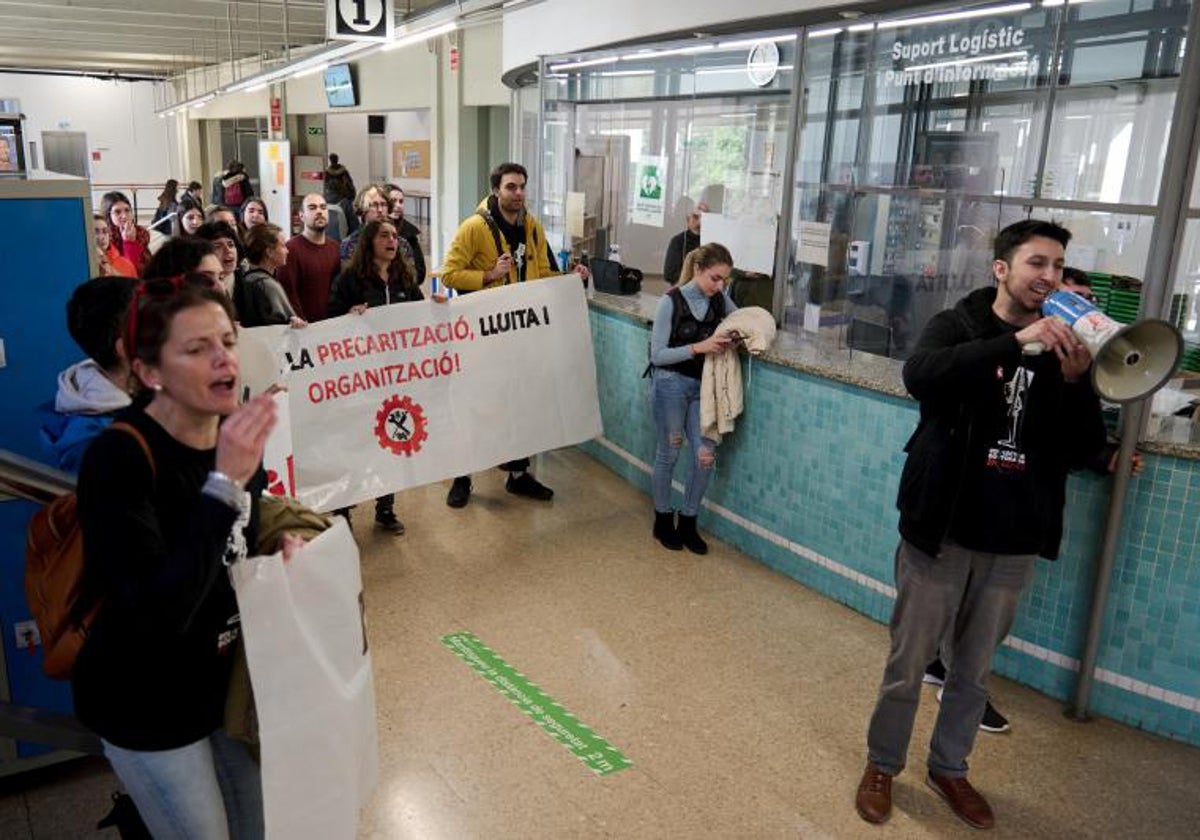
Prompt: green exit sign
<box><xmin>306</xmin><ymin>126</ymin><xmax>325</xmax><ymax>136</ymax></box>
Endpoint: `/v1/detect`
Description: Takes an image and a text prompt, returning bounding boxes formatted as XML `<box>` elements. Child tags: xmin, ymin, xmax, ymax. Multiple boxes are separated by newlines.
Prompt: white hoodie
<box><xmin>55</xmin><ymin>359</ymin><xmax>132</xmax><ymax>415</ymax></box>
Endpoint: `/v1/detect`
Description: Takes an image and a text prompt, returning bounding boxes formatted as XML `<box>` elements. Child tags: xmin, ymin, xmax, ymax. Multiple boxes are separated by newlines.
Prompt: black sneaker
<box><xmin>505</xmin><ymin>472</ymin><xmax>553</xmax><ymax>501</ymax></box>
<box><xmin>979</xmin><ymin>701</ymin><xmax>1011</xmax><ymax>733</ymax></box>
<box><xmin>935</xmin><ymin>688</ymin><xmax>1011</xmax><ymax>733</ymax></box>
<box><xmin>923</xmin><ymin>658</ymin><xmax>947</xmax><ymax>687</ymax></box>
<box><xmin>374</xmin><ymin>511</ymin><xmax>405</xmax><ymax>535</ymax></box>
<box><xmin>446</xmin><ymin>477</ymin><xmax>472</xmax><ymax>508</ymax></box>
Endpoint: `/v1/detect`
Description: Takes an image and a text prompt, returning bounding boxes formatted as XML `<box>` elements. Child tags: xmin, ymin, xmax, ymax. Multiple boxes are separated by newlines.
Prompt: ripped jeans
<box><xmin>651</xmin><ymin>368</ymin><xmax>717</xmax><ymax>517</ymax></box>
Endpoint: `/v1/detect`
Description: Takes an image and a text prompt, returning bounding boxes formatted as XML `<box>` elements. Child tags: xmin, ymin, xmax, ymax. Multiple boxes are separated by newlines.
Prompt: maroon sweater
<box><xmin>277</xmin><ymin>234</ymin><xmax>341</xmax><ymax>321</ymax></box>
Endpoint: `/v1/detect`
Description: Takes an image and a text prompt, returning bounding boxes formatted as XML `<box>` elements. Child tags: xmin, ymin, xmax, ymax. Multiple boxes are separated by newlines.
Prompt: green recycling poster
<box><xmin>632</xmin><ymin>155</ymin><xmax>666</xmax><ymax>227</ymax></box>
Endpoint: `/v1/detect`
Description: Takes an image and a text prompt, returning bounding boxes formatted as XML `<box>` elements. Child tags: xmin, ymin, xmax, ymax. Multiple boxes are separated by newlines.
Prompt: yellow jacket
<box><xmin>441</xmin><ymin>198</ymin><xmax>553</xmax><ymax>292</ymax></box>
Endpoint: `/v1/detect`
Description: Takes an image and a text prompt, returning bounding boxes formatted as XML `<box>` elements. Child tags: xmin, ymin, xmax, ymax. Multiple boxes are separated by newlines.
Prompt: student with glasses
<box><xmin>73</xmin><ymin>275</ymin><xmax>295</xmax><ymax>838</ymax></box>
<box><xmin>647</xmin><ymin>242</ymin><xmax>738</xmax><ymax>554</ymax></box>
<box><xmin>339</xmin><ymin>185</ymin><xmax>392</xmax><ymax>261</ymax></box>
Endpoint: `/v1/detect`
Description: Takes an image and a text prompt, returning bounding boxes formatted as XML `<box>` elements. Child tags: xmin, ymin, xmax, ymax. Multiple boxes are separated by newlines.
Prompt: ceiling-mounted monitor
<box><xmin>323</xmin><ymin>63</ymin><xmax>357</xmax><ymax>108</ymax></box>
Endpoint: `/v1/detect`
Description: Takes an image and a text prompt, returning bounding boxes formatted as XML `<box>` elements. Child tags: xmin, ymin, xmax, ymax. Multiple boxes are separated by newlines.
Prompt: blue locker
<box><xmin>0</xmin><ymin>183</ymin><xmax>95</xmax><ymax>760</ymax></box>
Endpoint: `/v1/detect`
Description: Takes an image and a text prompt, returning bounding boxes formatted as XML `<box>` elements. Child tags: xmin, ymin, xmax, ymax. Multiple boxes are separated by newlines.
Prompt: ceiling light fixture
<box><xmin>622</xmin><ymin>44</ymin><xmax>716</xmax><ymax>60</ymax></box>
<box><xmin>550</xmin><ymin>56</ymin><xmax>619</xmax><ymax>71</ymax></box>
<box><xmin>876</xmin><ymin>3</ymin><xmax>1032</xmax><ymax>29</ymax></box>
<box><xmin>382</xmin><ymin>20</ymin><xmax>459</xmax><ymax>51</ymax></box>
<box><xmin>291</xmin><ymin>63</ymin><xmax>328</xmax><ymax>79</ymax></box>
<box><xmin>153</xmin><ymin>9</ymin><xmax>470</xmax><ymax>115</ymax></box>
<box><xmin>717</xmin><ymin>34</ymin><xmax>797</xmax><ymax>50</ymax></box>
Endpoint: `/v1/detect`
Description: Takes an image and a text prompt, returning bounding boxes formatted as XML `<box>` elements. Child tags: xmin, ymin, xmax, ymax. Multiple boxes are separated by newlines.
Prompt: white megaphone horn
<box><xmin>1033</xmin><ymin>290</ymin><xmax>1183</xmax><ymax>403</ymax></box>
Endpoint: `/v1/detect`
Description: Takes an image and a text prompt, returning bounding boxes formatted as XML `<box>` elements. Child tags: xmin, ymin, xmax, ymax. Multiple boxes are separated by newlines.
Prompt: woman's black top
<box><xmin>73</xmin><ymin>409</ymin><xmax>261</xmax><ymax>750</ymax></box>
<box><xmin>328</xmin><ymin>265</ymin><xmax>423</xmax><ymax>316</ymax></box>
<box><xmin>661</xmin><ymin>286</ymin><xmax>725</xmax><ymax>380</ymax></box>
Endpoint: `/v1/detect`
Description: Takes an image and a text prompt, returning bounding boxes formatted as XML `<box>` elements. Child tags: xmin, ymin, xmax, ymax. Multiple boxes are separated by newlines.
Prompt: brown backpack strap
<box><xmin>109</xmin><ymin>421</ymin><xmax>156</xmax><ymax>479</ymax></box>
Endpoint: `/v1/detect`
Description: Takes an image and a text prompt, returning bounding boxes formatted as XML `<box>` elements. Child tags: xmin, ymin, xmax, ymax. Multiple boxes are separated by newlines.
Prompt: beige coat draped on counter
<box><xmin>699</xmin><ymin>306</ymin><xmax>777</xmax><ymax>443</ymax></box>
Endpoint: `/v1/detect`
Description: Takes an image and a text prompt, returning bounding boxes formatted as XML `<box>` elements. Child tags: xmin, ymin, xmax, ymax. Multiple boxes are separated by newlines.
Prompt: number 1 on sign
<box><xmin>336</xmin><ymin>0</ymin><xmax>386</xmax><ymax>35</ymax></box>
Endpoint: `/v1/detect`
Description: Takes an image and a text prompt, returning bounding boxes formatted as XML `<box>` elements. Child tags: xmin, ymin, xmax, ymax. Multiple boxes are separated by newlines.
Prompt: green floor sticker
<box><xmin>441</xmin><ymin>632</ymin><xmax>633</xmax><ymax>776</ymax></box>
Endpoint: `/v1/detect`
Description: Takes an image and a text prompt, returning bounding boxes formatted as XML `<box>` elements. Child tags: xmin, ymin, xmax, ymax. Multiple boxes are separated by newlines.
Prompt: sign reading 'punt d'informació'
<box><xmin>882</xmin><ymin>22</ymin><xmax>1034</xmax><ymax>88</ymax></box>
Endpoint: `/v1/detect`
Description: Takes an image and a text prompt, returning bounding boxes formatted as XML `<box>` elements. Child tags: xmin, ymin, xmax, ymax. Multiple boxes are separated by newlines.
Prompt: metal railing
<box><xmin>0</xmin><ymin>449</ymin><xmax>74</xmax><ymax>504</ymax></box>
<box><xmin>0</xmin><ymin>452</ymin><xmax>100</xmax><ymax>757</ymax></box>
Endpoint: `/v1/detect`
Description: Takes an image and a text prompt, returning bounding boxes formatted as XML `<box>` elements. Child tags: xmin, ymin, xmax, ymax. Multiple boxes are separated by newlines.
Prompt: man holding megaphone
<box><xmin>856</xmin><ymin>220</ymin><xmax>1111</xmax><ymax>830</ymax></box>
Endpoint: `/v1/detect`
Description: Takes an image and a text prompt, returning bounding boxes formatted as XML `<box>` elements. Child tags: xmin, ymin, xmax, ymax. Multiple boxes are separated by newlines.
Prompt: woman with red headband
<box><xmin>73</xmin><ymin>275</ymin><xmax>293</xmax><ymax>837</ymax></box>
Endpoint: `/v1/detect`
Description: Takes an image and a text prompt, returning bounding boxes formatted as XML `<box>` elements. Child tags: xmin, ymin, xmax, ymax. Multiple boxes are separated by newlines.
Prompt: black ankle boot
<box><xmin>676</xmin><ymin>514</ymin><xmax>708</xmax><ymax>555</ymax></box>
<box><xmin>652</xmin><ymin>510</ymin><xmax>683</xmax><ymax>550</ymax></box>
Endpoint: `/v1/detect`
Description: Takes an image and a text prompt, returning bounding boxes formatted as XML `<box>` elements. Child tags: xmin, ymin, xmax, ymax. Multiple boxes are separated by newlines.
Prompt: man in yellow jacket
<box><xmin>442</xmin><ymin>162</ymin><xmax>560</xmax><ymax>289</ymax></box>
<box><xmin>440</xmin><ymin>162</ymin><xmax>584</xmax><ymax>508</ymax></box>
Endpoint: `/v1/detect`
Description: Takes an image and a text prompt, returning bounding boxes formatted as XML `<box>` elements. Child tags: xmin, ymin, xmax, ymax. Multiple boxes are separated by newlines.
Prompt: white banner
<box><xmin>243</xmin><ymin>275</ymin><xmax>602</xmax><ymax>512</ymax></box>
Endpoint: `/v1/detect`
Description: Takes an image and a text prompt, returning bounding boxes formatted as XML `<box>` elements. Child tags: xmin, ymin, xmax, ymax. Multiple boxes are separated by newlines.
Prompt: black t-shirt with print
<box><xmin>948</xmin><ymin>312</ymin><xmax>1063</xmax><ymax>556</ymax></box>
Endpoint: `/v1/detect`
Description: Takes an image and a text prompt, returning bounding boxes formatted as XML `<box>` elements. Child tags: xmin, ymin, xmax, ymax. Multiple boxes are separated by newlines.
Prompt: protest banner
<box><xmin>242</xmin><ymin>274</ymin><xmax>602</xmax><ymax>512</ymax></box>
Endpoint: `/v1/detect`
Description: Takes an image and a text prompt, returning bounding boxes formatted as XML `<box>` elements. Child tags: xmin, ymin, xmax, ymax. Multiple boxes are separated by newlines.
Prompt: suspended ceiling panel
<box><xmin>0</xmin><ymin>0</ymin><xmax>449</xmax><ymax>78</ymax></box>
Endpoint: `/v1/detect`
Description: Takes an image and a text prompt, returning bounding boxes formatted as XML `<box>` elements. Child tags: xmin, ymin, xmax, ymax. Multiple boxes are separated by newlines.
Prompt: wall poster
<box><xmin>631</xmin><ymin>155</ymin><xmax>666</xmax><ymax>227</ymax></box>
<box><xmin>391</xmin><ymin>140</ymin><xmax>431</xmax><ymax>179</ymax></box>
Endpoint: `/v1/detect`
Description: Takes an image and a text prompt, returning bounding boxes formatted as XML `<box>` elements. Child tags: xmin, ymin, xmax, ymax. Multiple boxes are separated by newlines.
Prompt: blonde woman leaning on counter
<box><xmin>647</xmin><ymin>243</ymin><xmax>737</xmax><ymax>554</ymax></box>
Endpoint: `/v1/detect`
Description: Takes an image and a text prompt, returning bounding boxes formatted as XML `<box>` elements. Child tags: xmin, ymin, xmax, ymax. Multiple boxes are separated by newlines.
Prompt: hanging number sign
<box><xmin>328</xmin><ymin>0</ymin><xmax>394</xmax><ymax>42</ymax></box>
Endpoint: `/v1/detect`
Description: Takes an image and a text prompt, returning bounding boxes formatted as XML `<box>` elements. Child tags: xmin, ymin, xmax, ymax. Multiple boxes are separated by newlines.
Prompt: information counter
<box><xmin>583</xmin><ymin>291</ymin><xmax>1200</xmax><ymax>748</ymax></box>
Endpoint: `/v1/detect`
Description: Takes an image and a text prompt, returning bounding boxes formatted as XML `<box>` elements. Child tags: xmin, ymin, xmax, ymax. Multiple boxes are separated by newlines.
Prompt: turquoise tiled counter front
<box><xmin>581</xmin><ymin>299</ymin><xmax>1200</xmax><ymax>747</ymax></box>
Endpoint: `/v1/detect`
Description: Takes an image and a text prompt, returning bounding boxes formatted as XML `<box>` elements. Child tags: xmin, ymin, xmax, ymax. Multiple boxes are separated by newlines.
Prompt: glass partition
<box><xmin>540</xmin><ymin>35</ymin><xmax>795</xmax><ymax>295</ymax></box>
<box><xmin>786</xmin><ymin>0</ymin><xmax>1188</xmax><ymax>360</ymax></box>
<box><xmin>537</xmin><ymin>0</ymin><xmax>1194</xmax><ymax>378</ymax></box>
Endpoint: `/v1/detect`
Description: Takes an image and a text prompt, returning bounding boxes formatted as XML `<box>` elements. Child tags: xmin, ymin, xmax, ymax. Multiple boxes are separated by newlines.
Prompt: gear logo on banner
<box><xmin>374</xmin><ymin>395</ymin><xmax>428</xmax><ymax>456</ymax></box>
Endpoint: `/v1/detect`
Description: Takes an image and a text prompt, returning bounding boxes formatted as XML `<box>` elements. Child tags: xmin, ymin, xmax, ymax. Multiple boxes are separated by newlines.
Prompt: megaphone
<box><xmin>1035</xmin><ymin>290</ymin><xmax>1183</xmax><ymax>403</ymax></box>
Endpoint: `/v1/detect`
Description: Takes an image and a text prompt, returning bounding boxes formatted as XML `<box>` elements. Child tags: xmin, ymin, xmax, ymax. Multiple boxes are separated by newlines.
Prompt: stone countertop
<box><xmin>587</xmin><ymin>291</ymin><xmax>1200</xmax><ymax>460</ymax></box>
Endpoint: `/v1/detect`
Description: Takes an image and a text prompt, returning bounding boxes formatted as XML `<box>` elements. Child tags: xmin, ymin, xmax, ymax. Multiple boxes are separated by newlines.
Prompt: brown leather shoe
<box><xmin>927</xmin><ymin>772</ymin><xmax>995</xmax><ymax>829</ymax></box>
<box><xmin>855</xmin><ymin>764</ymin><xmax>893</xmax><ymax>824</ymax></box>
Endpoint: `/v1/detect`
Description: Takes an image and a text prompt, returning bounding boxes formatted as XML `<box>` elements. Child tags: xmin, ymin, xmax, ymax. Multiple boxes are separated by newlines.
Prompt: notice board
<box><xmin>392</xmin><ymin>140</ymin><xmax>431</xmax><ymax>179</ymax></box>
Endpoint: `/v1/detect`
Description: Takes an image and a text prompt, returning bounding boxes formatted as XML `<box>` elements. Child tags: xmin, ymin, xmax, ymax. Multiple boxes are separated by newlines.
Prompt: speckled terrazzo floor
<box><xmin>1</xmin><ymin>447</ymin><xmax>1197</xmax><ymax>838</ymax></box>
